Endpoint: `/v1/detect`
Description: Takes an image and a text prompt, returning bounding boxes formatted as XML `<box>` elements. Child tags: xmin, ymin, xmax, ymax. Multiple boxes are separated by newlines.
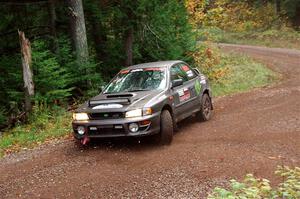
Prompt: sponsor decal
<box><xmin>179</xmin><ymin>88</ymin><xmax>191</xmax><ymax>102</ymax></box>
<box><xmin>131</xmin><ymin>69</ymin><xmax>143</xmax><ymax>72</ymax></box>
<box><xmin>186</xmin><ymin>70</ymin><xmax>194</xmax><ymax>77</ymax></box>
<box><xmin>120</xmin><ymin>69</ymin><xmax>130</xmax><ymax>74</ymax></box>
<box><xmin>200</xmin><ymin>75</ymin><xmax>206</xmax><ymax>84</ymax></box>
<box><xmin>92</xmin><ymin>104</ymin><xmax>123</xmax><ymax>109</ymax></box>
<box><xmin>181</xmin><ymin>65</ymin><xmax>190</xmax><ymax>72</ymax></box>
<box><xmin>195</xmin><ymin>80</ymin><xmax>202</xmax><ymax>95</ymax></box>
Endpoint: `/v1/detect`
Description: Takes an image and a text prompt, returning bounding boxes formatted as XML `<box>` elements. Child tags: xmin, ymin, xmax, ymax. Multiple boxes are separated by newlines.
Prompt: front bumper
<box><xmin>72</xmin><ymin>112</ymin><xmax>161</xmax><ymax>139</ymax></box>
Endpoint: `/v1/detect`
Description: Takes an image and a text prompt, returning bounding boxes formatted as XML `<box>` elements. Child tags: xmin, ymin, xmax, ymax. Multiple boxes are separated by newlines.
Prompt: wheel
<box><xmin>154</xmin><ymin>110</ymin><xmax>174</xmax><ymax>145</ymax></box>
<box><xmin>197</xmin><ymin>93</ymin><xmax>212</xmax><ymax>121</ymax></box>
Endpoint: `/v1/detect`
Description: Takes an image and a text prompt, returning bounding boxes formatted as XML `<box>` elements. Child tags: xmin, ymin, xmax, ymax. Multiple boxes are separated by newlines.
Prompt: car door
<box><xmin>170</xmin><ymin>63</ymin><xmax>198</xmax><ymax>121</ymax></box>
<box><xmin>177</xmin><ymin>63</ymin><xmax>201</xmax><ymax>116</ymax></box>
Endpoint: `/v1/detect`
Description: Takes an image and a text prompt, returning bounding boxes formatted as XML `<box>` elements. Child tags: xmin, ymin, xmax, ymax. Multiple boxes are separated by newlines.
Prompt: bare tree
<box><xmin>18</xmin><ymin>31</ymin><xmax>34</xmax><ymax>118</ymax></box>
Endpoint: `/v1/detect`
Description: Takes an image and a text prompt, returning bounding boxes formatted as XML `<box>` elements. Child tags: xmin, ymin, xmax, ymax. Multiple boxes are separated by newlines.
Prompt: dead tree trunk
<box><xmin>66</xmin><ymin>0</ymin><xmax>90</xmax><ymax>85</ymax></box>
<box><xmin>18</xmin><ymin>31</ymin><xmax>34</xmax><ymax>119</ymax></box>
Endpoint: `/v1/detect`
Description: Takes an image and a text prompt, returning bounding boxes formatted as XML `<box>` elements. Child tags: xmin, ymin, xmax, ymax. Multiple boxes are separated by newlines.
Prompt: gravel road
<box><xmin>0</xmin><ymin>44</ymin><xmax>299</xmax><ymax>199</ymax></box>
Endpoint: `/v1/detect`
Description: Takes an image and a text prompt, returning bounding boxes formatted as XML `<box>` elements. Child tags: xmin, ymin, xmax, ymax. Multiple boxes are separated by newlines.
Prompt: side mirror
<box><xmin>171</xmin><ymin>79</ymin><xmax>183</xmax><ymax>88</ymax></box>
<box><xmin>193</xmin><ymin>68</ymin><xmax>200</xmax><ymax>75</ymax></box>
<box><xmin>100</xmin><ymin>85</ymin><xmax>105</xmax><ymax>92</ymax></box>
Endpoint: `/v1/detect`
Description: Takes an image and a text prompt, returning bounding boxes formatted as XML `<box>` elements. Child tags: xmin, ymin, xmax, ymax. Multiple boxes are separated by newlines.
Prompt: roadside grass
<box><xmin>0</xmin><ymin>51</ymin><xmax>278</xmax><ymax>157</ymax></box>
<box><xmin>212</xmin><ymin>52</ymin><xmax>278</xmax><ymax>97</ymax></box>
<box><xmin>198</xmin><ymin>27</ymin><xmax>300</xmax><ymax>50</ymax></box>
<box><xmin>0</xmin><ymin>106</ymin><xmax>72</xmax><ymax>157</ymax></box>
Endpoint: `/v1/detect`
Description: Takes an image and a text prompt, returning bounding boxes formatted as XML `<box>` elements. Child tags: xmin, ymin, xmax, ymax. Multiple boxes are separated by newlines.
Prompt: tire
<box><xmin>197</xmin><ymin>93</ymin><xmax>212</xmax><ymax>121</ymax></box>
<box><xmin>154</xmin><ymin>110</ymin><xmax>174</xmax><ymax>145</ymax></box>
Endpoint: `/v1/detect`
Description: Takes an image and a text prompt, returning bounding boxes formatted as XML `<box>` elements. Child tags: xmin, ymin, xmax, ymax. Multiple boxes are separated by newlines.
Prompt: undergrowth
<box><xmin>198</xmin><ymin>27</ymin><xmax>300</xmax><ymax>50</ymax></box>
<box><xmin>211</xmin><ymin>52</ymin><xmax>278</xmax><ymax>97</ymax></box>
<box><xmin>209</xmin><ymin>166</ymin><xmax>300</xmax><ymax>199</ymax></box>
<box><xmin>0</xmin><ymin>105</ymin><xmax>71</xmax><ymax>157</ymax></box>
<box><xmin>192</xmin><ymin>42</ymin><xmax>278</xmax><ymax>97</ymax></box>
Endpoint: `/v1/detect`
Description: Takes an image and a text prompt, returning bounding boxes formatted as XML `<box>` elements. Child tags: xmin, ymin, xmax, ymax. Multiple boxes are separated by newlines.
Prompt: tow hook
<box><xmin>81</xmin><ymin>136</ymin><xmax>90</xmax><ymax>145</ymax></box>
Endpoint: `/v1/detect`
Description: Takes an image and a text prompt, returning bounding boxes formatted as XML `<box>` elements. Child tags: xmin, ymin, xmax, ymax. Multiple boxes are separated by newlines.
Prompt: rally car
<box><xmin>72</xmin><ymin>60</ymin><xmax>213</xmax><ymax>145</ymax></box>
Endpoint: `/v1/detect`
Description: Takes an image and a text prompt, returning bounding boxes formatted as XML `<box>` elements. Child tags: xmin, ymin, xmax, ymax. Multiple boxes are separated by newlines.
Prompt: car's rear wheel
<box><xmin>197</xmin><ymin>93</ymin><xmax>212</xmax><ymax>121</ymax></box>
<box><xmin>154</xmin><ymin>110</ymin><xmax>173</xmax><ymax>145</ymax></box>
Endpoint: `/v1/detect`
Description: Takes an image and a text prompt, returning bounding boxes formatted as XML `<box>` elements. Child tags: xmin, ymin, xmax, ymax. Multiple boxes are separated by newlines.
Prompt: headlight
<box><xmin>125</xmin><ymin>109</ymin><xmax>142</xmax><ymax>118</ymax></box>
<box><xmin>73</xmin><ymin>113</ymin><xmax>89</xmax><ymax>121</ymax></box>
<box><xmin>125</xmin><ymin>108</ymin><xmax>152</xmax><ymax>118</ymax></box>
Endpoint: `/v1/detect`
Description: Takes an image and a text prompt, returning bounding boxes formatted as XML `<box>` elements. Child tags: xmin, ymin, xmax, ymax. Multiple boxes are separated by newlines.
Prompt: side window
<box><xmin>170</xmin><ymin>64</ymin><xmax>189</xmax><ymax>82</ymax></box>
<box><xmin>179</xmin><ymin>64</ymin><xmax>196</xmax><ymax>80</ymax></box>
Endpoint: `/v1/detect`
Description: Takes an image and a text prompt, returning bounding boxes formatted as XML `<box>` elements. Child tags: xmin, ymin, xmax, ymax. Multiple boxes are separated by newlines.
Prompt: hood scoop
<box><xmin>89</xmin><ymin>98</ymin><xmax>130</xmax><ymax>107</ymax></box>
<box><xmin>106</xmin><ymin>94</ymin><xmax>133</xmax><ymax>98</ymax></box>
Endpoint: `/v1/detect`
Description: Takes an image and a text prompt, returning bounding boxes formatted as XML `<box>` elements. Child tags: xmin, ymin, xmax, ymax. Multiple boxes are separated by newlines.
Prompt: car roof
<box><xmin>126</xmin><ymin>60</ymin><xmax>183</xmax><ymax>70</ymax></box>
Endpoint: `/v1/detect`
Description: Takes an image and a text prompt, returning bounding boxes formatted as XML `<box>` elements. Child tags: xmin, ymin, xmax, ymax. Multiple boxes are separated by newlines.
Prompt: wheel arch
<box><xmin>161</xmin><ymin>104</ymin><xmax>174</xmax><ymax>117</ymax></box>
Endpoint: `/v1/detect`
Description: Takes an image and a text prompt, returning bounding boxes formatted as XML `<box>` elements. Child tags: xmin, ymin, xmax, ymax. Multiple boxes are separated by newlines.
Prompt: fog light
<box><xmin>77</xmin><ymin>126</ymin><xmax>85</xmax><ymax>135</ymax></box>
<box><xmin>128</xmin><ymin>123</ymin><xmax>139</xmax><ymax>133</ymax></box>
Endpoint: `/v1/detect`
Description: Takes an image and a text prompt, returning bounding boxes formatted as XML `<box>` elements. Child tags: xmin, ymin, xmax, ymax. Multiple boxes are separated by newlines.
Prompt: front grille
<box><xmin>88</xmin><ymin>126</ymin><xmax>126</xmax><ymax>135</ymax></box>
<box><xmin>89</xmin><ymin>112</ymin><xmax>124</xmax><ymax>120</ymax></box>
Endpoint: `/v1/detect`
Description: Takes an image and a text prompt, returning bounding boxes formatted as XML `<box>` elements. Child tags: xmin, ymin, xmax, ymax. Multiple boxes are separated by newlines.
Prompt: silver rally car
<box><xmin>72</xmin><ymin>60</ymin><xmax>213</xmax><ymax>145</ymax></box>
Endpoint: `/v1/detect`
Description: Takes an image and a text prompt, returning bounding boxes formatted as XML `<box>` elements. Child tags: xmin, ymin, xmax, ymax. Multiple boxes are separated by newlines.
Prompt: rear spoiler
<box><xmin>88</xmin><ymin>98</ymin><xmax>130</xmax><ymax>107</ymax></box>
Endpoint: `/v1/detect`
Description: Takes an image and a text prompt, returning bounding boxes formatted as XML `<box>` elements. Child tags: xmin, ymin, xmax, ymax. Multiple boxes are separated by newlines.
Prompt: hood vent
<box><xmin>107</xmin><ymin>94</ymin><xmax>133</xmax><ymax>98</ymax></box>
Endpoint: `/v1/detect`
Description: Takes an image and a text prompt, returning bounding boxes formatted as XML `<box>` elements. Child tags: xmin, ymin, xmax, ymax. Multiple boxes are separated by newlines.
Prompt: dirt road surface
<box><xmin>0</xmin><ymin>44</ymin><xmax>299</xmax><ymax>198</ymax></box>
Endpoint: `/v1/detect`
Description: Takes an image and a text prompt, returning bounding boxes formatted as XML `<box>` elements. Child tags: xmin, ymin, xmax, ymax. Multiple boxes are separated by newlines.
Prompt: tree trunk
<box><xmin>66</xmin><ymin>0</ymin><xmax>90</xmax><ymax>85</ymax></box>
<box><xmin>48</xmin><ymin>0</ymin><xmax>58</xmax><ymax>52</ymax></box>
<box><xmin>294</xmin><ymin>6</ymin><xmax>300</xmax><ymax>27</ymax></box>
<box><xmin>124</xmin><ymin>27</ymin><xmax>133</xmax><ymax>66</ymax></box>
<box><xmin>18</xmin><ymin>31</ymin><xmax>34</xmax><ymax>119</ymax></box>
<box><xmin>275</xmin><ymin>0</ymin><xmax>281</xmax><ymax>15</ymax></box>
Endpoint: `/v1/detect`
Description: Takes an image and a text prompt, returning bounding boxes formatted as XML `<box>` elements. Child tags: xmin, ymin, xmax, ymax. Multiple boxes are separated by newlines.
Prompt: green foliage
<box><xmin>208</xmin><ymin>166</ymin><xmax>300</xmax><ymax>199</ymax></box>
<box><xmin>212</xmin><ymin>52</ymin><xmax>278</xmax><ymax>96</ymax></box>
<box><xmin>0</xmin><ymin>105</ymin><xmax>71</xmax><ymax>157</ymax></box>
<box><xmin>0</xmin><ymin>54</ymin><xmax>23</xmax><ymax>126</ymax></box>
<box><xmin>0</xmin><ymin>108</ymin><xmax>7</xmax><ymax>128</ymax></box>
<box><xmin>134</xmin><ymin>0</ymin><xmax>196</xmax><ymax>63</ymax></box>
<box><xmin>282</xmin><ymin>0</ymin><xmax>300</xmax><ymax>25</ymax></box>
<box><xmin>32</xmin><ymin>39</ymin><xmax>74</xmax><ymax>104</ymax></box>
<box><xmin>186</xmin><ymin>0</ymin><xmax>284</xmax><ymax>31</ymax></box>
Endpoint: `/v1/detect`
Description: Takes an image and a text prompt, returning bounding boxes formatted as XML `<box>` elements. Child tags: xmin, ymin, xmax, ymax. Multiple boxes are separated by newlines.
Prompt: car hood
<box><xmin>76</xmin><ymin>90</ymin><xmax>164</xmax><ymax>113</ymax></box>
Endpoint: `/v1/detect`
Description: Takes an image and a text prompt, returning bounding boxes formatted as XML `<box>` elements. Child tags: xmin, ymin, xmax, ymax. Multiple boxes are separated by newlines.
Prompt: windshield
<box><xmin>104</xmin><ymin>68</ymin><xmax>167</xmax><ymax>94</ymax></box>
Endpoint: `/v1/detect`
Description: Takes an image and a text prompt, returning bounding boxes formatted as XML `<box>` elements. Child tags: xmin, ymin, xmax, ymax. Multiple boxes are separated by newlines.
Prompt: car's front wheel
<box><xmin>154</xmin><ymin>110</ymin><xmax>173</xmax><ymax>145</ymax></box>
<box><xmin>197</xmin><ymin>93</ymin><xmax>212</xmax><ymax>121</ymax></box>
